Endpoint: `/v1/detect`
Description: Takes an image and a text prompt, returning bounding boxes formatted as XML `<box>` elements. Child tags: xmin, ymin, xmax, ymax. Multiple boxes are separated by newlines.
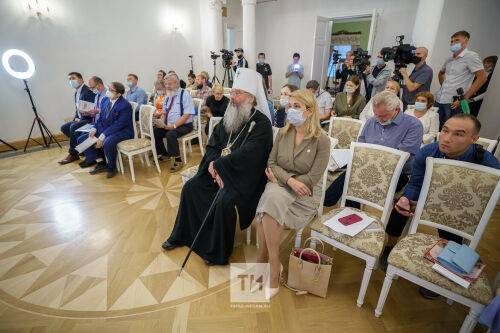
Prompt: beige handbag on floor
<box><xmin>286</xmin><ymin>237</ymin><xmax>333</xmax><ymax>298</ymax></box>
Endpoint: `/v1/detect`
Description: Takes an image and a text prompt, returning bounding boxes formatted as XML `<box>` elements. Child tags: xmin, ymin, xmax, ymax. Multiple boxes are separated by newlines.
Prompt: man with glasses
<box><xmin>152</xmin><ymin>73</ymin><xmax>196</xmax><ymax>172</ymax></box>
<box><xmin>161</xmin><ymin>68</ymin><xmax>273</xmax><ymax>266</ymax></box>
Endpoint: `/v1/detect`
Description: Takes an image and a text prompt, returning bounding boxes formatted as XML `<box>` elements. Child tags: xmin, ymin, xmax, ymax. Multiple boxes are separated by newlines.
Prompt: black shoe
<box><xmin>89</xmin><ymin>162</ymin><xmax>108</xmax><ymax>175</ymax></box>
<box><xmin>161</xmin><ymin>240</ymin><xmax>178</xmax><ymax>251</ymax></box>
<box><xmin>79</xmin><ymin>159</ymin><xmax>97</xmax><ymax>168</ymax></box>
<box><xmin>204</xmin><ymin>259</ymin><xmax>216</xmax><ymax>266</ymax></box>
<box><xmin>380</xmin><ymin>246</ymin><xmax>393</xmax><ymax>272</ymax></box>
<box><xmin>106</xmin><ymin>168</ymin><xmax>117</xmax><ymax>178</ymax></box>
<box><xmin>419</xmin><ymin>286</ymin><xmax>441</xmax><ymax>300</ymax></box>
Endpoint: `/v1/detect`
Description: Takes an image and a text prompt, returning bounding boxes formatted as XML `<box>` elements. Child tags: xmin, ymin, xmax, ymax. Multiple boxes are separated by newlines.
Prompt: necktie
<box><xmin>105</xmin><ymin>101</ymin><xmax>112</xmax><ymax>118</ymax></box>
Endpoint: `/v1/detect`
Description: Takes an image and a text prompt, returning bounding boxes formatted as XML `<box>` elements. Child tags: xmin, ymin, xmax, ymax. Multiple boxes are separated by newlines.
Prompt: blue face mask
<box><xmin>157</xmin><ymin>90</ymin><xmax>164</xmax><ymax>95</ymax></box>
<box><xmin>375</xmin><ymin>58</ymin><xmax>384</xmax><ymax>66</ymax></box>
<box><xmin>126</xmin><ymin>81</ymin><xmax>133</xmax><ymax>88</ymax></box>
<box><xmin>197</xmin><ymin>84</ymin><xmax>203</xmax><ymax>90</ymax></box>
<box><xmin>378</xmin><ymin>110</ymin><xmax>396</xmax><ymax>126</ymax></box>
<box><xmin>69</xmin><ymin>80</ymin><xmax>79</xmax><ymax>89</ymax></box>
<box><xmin>315</xmin><ymin>92</ymin><xmax>319</xmax><ymax>97</ymax></box>
<box><xmin>345</xmin><ymin>88</ymin><xmax>355</xmax><ymax>94</ymax></box>
<box><xmin>287</xmin><ymin>108</ymin><xmax>306</xmax><ymax>127</ymax></box>
<box><xmin>414</xmin><ymin>102</ymin><xmax>427</xmax><ymax>111</ymax></box>
<box><xmin>92</xmin><ymin>88</ymin><xmax>99</xmax><ymax>94</ymax></box>
<box><xmin>258</xmin><ymin>58</ymin><xmax>265</xmax><ymax>63</ymax></box>
<box><xmin>279</xmin><ymin>98</ymin><xmax>289</xmax><ymax>107</ymax></box>
<box><xmin>450</xmin><ymin>43</ymin><xmax>462</xmax><ymax>53</ymax></box>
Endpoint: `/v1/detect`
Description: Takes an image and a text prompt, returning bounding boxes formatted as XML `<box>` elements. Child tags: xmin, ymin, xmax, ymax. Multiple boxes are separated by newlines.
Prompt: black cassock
<box><xmin>167</xmin><ymin>110</ymin><xmax>273</xmax><ymax>265</ymax></box>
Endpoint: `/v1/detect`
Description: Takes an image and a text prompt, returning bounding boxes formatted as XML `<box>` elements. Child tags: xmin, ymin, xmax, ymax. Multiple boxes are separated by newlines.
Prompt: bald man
<box><xmin>399</xmin><ymin>47</ymin><xmax>433</xmax><ymax>110</ymax></box>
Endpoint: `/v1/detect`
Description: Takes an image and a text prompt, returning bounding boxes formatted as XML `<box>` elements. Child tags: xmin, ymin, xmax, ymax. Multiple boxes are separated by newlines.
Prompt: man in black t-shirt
<box><xmin>256</xmin><ymin>52</ymin><xmax>273</xmax><ymax>94</ymax></box>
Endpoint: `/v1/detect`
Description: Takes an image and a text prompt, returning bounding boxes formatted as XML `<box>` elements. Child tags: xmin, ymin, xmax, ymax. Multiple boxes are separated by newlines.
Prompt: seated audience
<box><xmin>324</xmin><ymin>91</ymin><xmax>423</xmax><ymax>207</ymax></box>
<box><xmin>194</xmin><ymin>74</ymin><xmax>212</xmax><ymax>102</ymax></box>
<box><xmin>168</xmin><ymin>70</ymin><xmax>187</xmax><ymax>89</ymax></box>
<box><xmin>125</xmin><ymin>74</ymin><xmax>148</xmax><ymax>121</ymax></box>
<box><xmin>59</xmin><ymin>72</ymin><xmax>96</xmax><ymax>165</ymax></box>
<box><xmin>201</xmin><ymin>71</ymin><xmax>213</xmax><ymax>88</ymax></box>
<box><xmin>274</xmin><ymin>84</ymin><xmax>298</xmax><ymax>127</ymax></box>
<box><xmin>153</xmin><ymin>73</ymin><xmax>196</xmax><ymax>172</ymax></box>
<box><xmin>152</xmin><ymin>79</ymin><xmax>166</xmax><ymax>117</ymax></box>
<box><xmin>86</xmin><ymin>76</ymin><xmax>107</xmax><ymax>124</ymax></box>
<box><xmin>254</xmin><ymin>89</ymin><xmax>330</xmax><ymax>299</ymax></box>
<box><xmin>380</xmin><ymin>114</ymin><xmax>500</xmax><ymax>298</ymax></box>
<box><xmin>306</xmin><ymin>79</ymin><xmax>333</xmax><ymax>122</ymax></box>
<box><xmin>186</xmin><ymin>73</ymin><xmax>196</xmax><ymax>90</ymax></box>
<box><xmin>332</xmin><ymin>76</ymin><xmax>366</xmax><ymax>119</ymax></box>
<box><xmin>204</xmin><ymin>84</ymin><xmax>229</xmax><ymax>135</ymax></box>
<box><xmin>149</xmin><ymin>70</ymin><xmax>167</xmax><ymax>103</ymax></box>
<box><xmin>77</xmin><ymin>82</ymin><xmax>134</xmax><ymax>178</ymax></box>
<box><xmin>161</xmin><ymin>68</ymin><xmax>273</xmax><ymax>266</ymax></box>
<box><xmin>359</xmin><ymin>79</ymin><xmax>403</xmax><ymax>122</ymax></box>
<box><xmin>404</xmin><ymin>92</ymin><xmax>439</xmax><ymax>145</ymax></box>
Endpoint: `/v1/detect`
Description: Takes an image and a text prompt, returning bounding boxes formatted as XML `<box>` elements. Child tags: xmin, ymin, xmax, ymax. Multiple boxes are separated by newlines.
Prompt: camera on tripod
<box><xmin>381</xmin><ymin>35</ymin><xmax>417</xmax><ymax>82</ymax></box>
<box><xmin>210</xmin><ymin>51</ymin><xmax>220</xmax><ymax>60</ymax></box>
<box><xmin>352</xmin><ymin>48</ymin><xmax>371</xmax><ymax>74</ymax></box>
<box><xmin>219</xmin><ymin>49</ymin><xmax>234</xmax><ymax>69</ymax></box>
<box><xmin>330</xmin><ymin>48</ymin><xmax>340</xmax><ymax>63</ymax></box>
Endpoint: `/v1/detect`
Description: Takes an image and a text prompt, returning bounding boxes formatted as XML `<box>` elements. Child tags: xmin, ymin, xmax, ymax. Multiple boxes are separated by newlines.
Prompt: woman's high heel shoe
<box><xmin>265</xmin><ymin>264</ymin><xmax>283</xmax><ymax>300</ymax></box>
<box><xmin>250</xmin><ymin>263</ymin><xmax>268</xmax><ymax>293</ymax></box>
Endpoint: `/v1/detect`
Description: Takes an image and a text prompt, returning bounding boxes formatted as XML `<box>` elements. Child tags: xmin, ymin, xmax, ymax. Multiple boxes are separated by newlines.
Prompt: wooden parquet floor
<box><xmin>0</xmin><ymin>145</ymin><xmax>497</xmax><ymax>332</ymax></box>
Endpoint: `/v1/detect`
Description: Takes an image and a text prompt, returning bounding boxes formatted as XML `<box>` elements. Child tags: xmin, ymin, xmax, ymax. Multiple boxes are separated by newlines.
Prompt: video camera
<box><xmin>352</xmin><ymin>47</ymin><xmax>371</xmax><ymax>74</ymax></box>
<box><xmin>210</xmin><ymin>51</ymin><xmax>220</xmax><ymax>61</ymax></box>
<box><xmin>381</xmin><ymin>35</ymin><xmax>417</xmax><ymax>82</ymax></box>
<box><xmin>330</xmin><ymin>48</ymin><xmax>341</xmax><ymax>63</ymax></box>
<box><xmin>220</xmin><ymin>49</ymin><xmax>234</xmax><ymax>69</ymax></box>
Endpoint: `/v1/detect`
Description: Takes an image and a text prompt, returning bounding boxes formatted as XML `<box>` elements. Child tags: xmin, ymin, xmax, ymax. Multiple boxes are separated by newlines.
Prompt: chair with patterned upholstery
<box><xmin>327</xmin><ymin>117</ymin><xmax>364</xmax><ymax>149</ymax></box>
<box><xmin>374</xmin><ymin>158</ymin><xmax>500</xmax><ymax>333</ymax></box>
<box><xmin>476</xmin><ymin>137</ymin><xmax>498</xmax><ymax>153</ymax></box>
<box><xmin>177</xmin><ymin>99</ymin><xmax>205</xmax><ymax>164</ymax></box>
<box><xmin>117</xmin><ymin>105</ymin><xmax>161</xmax><ymax>182</ymax></box>
<box><xmin>309</xmin><ymin>142</ymin><xmax>410</xmax><ymax>307</ymax></box>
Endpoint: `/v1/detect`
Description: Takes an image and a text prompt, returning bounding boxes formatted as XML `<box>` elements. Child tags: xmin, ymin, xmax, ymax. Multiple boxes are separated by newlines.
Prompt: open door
<box><xmin>311</xmin><ymin>16</ymin><xmax>332</xmax><ymax>87</ymax></box>
<box><xmin>366</xmin><ymin>9</ymin><xmax>380</xmax><ymax>55</ymax></box>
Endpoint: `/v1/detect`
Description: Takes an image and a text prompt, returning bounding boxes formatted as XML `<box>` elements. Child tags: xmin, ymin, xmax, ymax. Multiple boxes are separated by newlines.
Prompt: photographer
<box><xmin>399</xmin><ymin>47</ymin><xmax>433</xmax><ymax>110</ymax></box>
<box><xmin>364</xmin><ymin>51</ymin><xmax>391</xmax><ymax>100</ymax></box>
<box><xmin>435</xmin><ymin>31</ymin><xmax>486</xmax><ymax>128</ymax></box>
<box><xmin>336</xmin><ymin>51</ymin><xmax>356</xmax><ymax>92</ymax></box>
<box><xmin>286</xmin><ymin>52</ymin><xmax>304</xmax><ymax>88</ymax></box>
<box><xmin>231</xmin><ymin>48</ymin><xmax>248</xmax><ymax>71</ymax></box>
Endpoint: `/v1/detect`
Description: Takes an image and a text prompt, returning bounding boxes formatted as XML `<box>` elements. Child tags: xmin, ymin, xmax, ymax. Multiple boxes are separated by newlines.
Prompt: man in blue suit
<box><xmin>59</xmin><ymin>72</ymin><xmax>96</xmax><ymax>165</ymax></box>
<box><xmin>76</xmin><ymin>82</ymin><xmax>134</xmax><ymax>178</ymax></box>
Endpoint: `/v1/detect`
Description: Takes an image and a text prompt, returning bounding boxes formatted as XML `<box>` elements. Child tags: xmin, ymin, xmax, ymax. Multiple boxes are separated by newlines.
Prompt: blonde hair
<box><xmin>200</xmin><ymin>71</ymin><xmax>210</xmax><ymax>81</ymax></box>
<box><xmin>386</xmin><ymin>79</ymin><xmax>400</xmax><ymax>93</ymax></box>
<box><xmin>212</xmin><ymin>83</ymin><xmax>223</xmax><ymax>93</ymax></box>
<box><xmin>284</xmin><ymin>89</ymin><xmax>322</xmax><ymax>139</ymax></box>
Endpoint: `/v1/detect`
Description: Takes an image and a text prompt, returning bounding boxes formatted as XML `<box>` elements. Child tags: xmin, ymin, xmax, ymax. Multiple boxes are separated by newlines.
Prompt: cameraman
<box><xmin>435</xmin><ymin>30</ymin><xmax>486</xmax><ymax>128</ymax></box>
<box><xmin>336</xmin><ymin>51</ymin><xmax>356</xmax><ymax>92</ymax></box>
<box><xmin>399</xmin><ymin>47</ymin><xmax>433</xmax><ymax>110</ymax></box>
<box><xmin>231</xmin><ymin>48</ymin><xmax>248</xmax><ymax>71</ymax></box>
<box><xmin>285</xmin><ymin>53</ymin><xmax>304</xmax><ymax>88</ymax></box>
<box><xmin>364</xmin><ymin>50</ymin><xmax>391</xmax><ymax>100</ymax></box>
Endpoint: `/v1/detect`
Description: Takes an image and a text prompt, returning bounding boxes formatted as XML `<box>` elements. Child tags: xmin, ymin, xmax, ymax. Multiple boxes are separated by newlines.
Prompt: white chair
<box><xmin>309</xmin><ymin>142</ymin><xmax>410</xmax><ymax>307</ymax></box>
<box><xmin>208</xmin><ymin>116</ymin><xmax>223</xmax><ymax>139</ymax></box>
<box><xmin>117</xmin><ymin>105</ymin><xmax>161</xmax><ymax>182</ymax></box>
<box><xmin>178</xmin><ymin>99</ymin><xmax>205</xmax><ymax>164</ymax></box>
<box><xmin>190</xmin><ymin>90</ymin><xmax>198</xmax><ymax>97</ymax></box>
<box><xmin>129</xmin><ymin>101</ymin><xmax>139</xmax><ymax>138</ymax></box>
<box><xmin>374</xmin><ymin>158</ymin><xmax>500</xmax><ymax>333</ymax></box>
<box><xmin>327</xmin><ymin>117</ymin><xmax>364</xmax><ymax>149</ymax></box>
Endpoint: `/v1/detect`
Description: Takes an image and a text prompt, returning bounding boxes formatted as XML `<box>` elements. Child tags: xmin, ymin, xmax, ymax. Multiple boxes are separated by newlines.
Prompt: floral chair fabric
<box><xmin>117</xmin><ymin>138</ymin><xmax>151</xmax><ymax>152</ymax></box>
<box><xmin>330</xmin><ymin>120</ymin><xmax>362</xmax><ymax>149</ymax></box>
<box><xmin>310</xmin><ymin>207</ymin><xmax>386</xmax><ymax>257</ymax></box>
<box><xmin>346</xmin><ymin>147</ymin><xmax>401</xmax><ymax>207</ymax></box>
<box><xmin>140</xmin><ymin>108</ymin><xmax>152</xmax><ymax>135</ymax></box>
<box><xmin>181</xmin><ymin>165</ymin><xmax>199</xmax><ymax>184</ymax></box>
<box><xmin>388</xmin><ymin>233</ymin><xmax>493</xmax><ymax>305</ymax></box>
<box><xmin>419</xmin><ymin>164</ymin><xmax>500</xmax><ymax>236</ymax></box>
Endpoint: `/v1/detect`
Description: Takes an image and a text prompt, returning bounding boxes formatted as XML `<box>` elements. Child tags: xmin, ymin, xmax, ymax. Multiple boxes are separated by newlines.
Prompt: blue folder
<box><xmin>437</xmin><ymin>241</ymin><xmax>479</xmax><ymax>275</ymax></box>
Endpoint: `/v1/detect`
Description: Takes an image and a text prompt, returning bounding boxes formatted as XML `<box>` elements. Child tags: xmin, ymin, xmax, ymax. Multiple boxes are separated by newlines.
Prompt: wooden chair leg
<box><xmin>357</xmin><ymin>257</ymin><xmax>376</xmax><ymax>307</ymax></box>
<box><xmin>246</xmin><ymin>226</ymin><xmax>251</xmax><ymax>245</ymax></box>
<box><xmin>182</xmin><ymin>140</ymin><xmax>188</xmax><ymax>165</ymax></box>
<box><xmin>294</xmin><ymin>228</ymin><xmax>304</xmax><ymax>248</ymax></box>
<box><xmin>128</xmin><ymin>156</ymin><xmax>135</xmax><ymax>182</ymax></box>
<box><xmin>199</xmin><ymin>134</ymin><xmax>205</xmax><ymax>156</ymax></box>
<box><xmin>459</xmin><ymin>308</ymin><xmax>480</xmax><ymax>333</ymax></box>
<box><xmin>118</xmin><ymin>152</ymin><xmax>125</xmax><ymax>175</ymax></box>
<box><xmin>375</xmin><ymin>265</ymin><xmax>396</xmax><ymax>317</ymax></box>
<box><xmin>152</xmin><ymin>149</ymin><xmax>161</xmax><ymax>174</ymax></box>
<box><xmin>144</xmin><ymin>152</ymin><xmax>151</xmax><ymax>167</ymax></box>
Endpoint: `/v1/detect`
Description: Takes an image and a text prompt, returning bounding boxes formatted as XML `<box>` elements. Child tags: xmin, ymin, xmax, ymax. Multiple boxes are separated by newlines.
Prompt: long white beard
<box><xmin>166</xmin><ymin>89</ymin><xmax>176</xmax><ymax>98</ymax></box>
<box><xmin>223</xmin><ymin>99</ymin><xmax>253</xmax><ymax>134</ymax></box>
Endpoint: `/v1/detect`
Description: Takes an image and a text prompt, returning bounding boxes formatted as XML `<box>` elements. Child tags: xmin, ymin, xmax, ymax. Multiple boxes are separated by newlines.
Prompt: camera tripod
<box><xmin>211</xmin><ymin>58</ymin><xmax>221</xmax><ymax>84</ymax></box>
<box><xmin>325</xmin><ymin>50</ymin><xmax>340</xmax><ymax>91</ymax></box>
<box><xmin>222</xmin><ymin>65</ymin><xmax>233</xmax><ymax>88</ymax></box>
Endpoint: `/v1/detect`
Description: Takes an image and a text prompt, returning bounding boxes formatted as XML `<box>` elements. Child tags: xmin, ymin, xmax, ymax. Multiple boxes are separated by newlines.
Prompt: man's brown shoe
<box><xmin>58</xmin><ymin>154</ymin><xmax>79</xmax><ymax>165</ymax></box>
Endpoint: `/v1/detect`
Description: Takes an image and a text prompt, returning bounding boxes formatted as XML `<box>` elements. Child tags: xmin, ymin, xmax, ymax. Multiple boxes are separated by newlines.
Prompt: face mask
<box><xmin>237</xmin><ymin>54</ymin><xmax>243</xmax><ymax>59</ymax></box>
<box><xmin>315</xmin><ymin>92</ymin><xmax>319</xmax><ymax>97</ymax></box>
<box><xmin>375</xmin><ymin>58</ymin><xmax>384</xmax><ymax>66</ymax></box>
<box><xmin>485</xmin><ymin>67</ymin><xmax>493</xmax><ymax>74</ymax></box>
<box><xmin>450</xmin><ymin>43</ymin><xmax>462</xmax><ymax>53</ymax></box>
<box><xmin>92</xmin><ymin>88</ymin><xmax>99</xmax><ymax>94</ymax></box>
<box><xmin>287</xmin><ymin>108</ymin><xmax>306</xmax><ymax>127</ymax></box>
<box><xmin>197</xmin><ymin>84</ymin><xmax>203</xmax><ymax>90</ymax></box>
<box><xmin>105</xmin><ymin>90</ymin><xmax>115</xmax><ymax>99</ymax></box>
<box><xmin>258</xmin><ymin>58</ymin><xmax>264</xmax><ymax>63</ymax></box>
<box><xmin>69</xmin><ymin>80</ymin><xmax>79</xmax><ymax>89</ymax></box>
<box><xmin>279</xmin><ymin>98</ymin><xmax>289</xmax><ymax>107</ymax></box>
<box><xmin>378</xmin><ymin>110</ymin><xmax>396</xmax><ymax>126</ymax></box>
<box><xmin>157</xmin><ymin>90</ymin><xmax>164</xmax><ymax>95</ymax></box>
<box><xmin>126</xmin><ymin>81</ymin><xmax>133</xmax><ymax>88</ymax></box>
<box><xmin>345</xmin><ymin>88</ymin><xmax>355</xmax><ymax>94</ymax></box>
<box><xmin>411</xmin><ymin>56</ymin><xmax>422</xmax><ymax>64</ymax></box>
<box><xmin>414</xmin><ymin>102</ymin><xmax>427</xmax><ymax>111</ymax></box>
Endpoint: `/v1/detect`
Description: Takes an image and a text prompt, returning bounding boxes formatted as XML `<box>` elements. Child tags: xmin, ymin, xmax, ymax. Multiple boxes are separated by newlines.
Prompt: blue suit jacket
<box><xmin>74</xmin><ymin>84</ymin><xmax>97</xmax><ymax>121</ymax></box>
<box><xmin>96</xmin><ymin>96</ymin><xmax>134</xmax><ymax>139</ymax></box>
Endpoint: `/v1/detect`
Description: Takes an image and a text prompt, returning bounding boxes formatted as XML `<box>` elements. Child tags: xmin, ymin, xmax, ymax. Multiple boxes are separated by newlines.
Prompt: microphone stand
<box><xmin>177</xmin><ymin>121</ymin><xmax>257</xmax><ymax>276</ymax></box>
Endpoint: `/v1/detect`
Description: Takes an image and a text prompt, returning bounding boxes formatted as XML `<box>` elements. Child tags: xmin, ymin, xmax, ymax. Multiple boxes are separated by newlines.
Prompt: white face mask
<box><xmin>105</xmin><ymin>90</ymin><xmax>115</xmax><ymax>99</ymax></box>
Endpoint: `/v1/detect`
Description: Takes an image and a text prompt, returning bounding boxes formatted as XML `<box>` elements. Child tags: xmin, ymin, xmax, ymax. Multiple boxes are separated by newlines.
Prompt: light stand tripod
<box><xmin>0</xmin><ymin>139</ymin><xmax>17</xmax><ymax>153</ymax></box>
<box><xmin>22</xmin><ymin>79</ymin><xmax>61</xmax><ymax>152</ymax></box>
<box><xmin>188</xmin><ymin>55</ymin><xmax>194</xmax><ymax>74</ymax></box>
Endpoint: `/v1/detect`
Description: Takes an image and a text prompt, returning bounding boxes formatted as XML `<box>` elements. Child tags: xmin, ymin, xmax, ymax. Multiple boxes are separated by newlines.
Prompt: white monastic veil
<box><xmin>231</xmin><ymin>68</ymin><xmax>272</xmax><ymax>123</ymax></box>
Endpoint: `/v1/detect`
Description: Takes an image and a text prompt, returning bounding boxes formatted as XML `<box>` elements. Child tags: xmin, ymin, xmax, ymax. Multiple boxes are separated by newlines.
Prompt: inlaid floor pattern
<box><xmin>0</xmin><ymin>146</ymin><xmax>497</xmax><ymax>332</ymax></box>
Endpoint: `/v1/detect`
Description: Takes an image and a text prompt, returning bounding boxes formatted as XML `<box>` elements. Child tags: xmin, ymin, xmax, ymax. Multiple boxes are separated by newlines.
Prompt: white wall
<box><xmin>0</xmin><ymin>0</ymin><xmax>204</xmax><ymax>141</ymax></box>
<box><xmin>255</xmin><ymin>0</ymin><xmax>419</xmax><ymax>94</ymax></box>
